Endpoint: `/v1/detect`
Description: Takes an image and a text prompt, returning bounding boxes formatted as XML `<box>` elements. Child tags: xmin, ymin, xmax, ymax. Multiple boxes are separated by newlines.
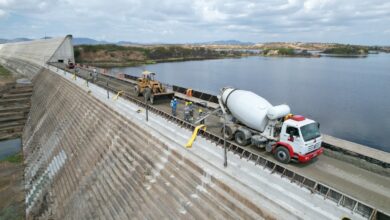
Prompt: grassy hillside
<box><xmin>74</xmin><ymin>44</ymin><xmax>243</xmax><ymax>67</ymax></box>
<box><xmin>322</xmin><ymin>46</ymin><xmax>368</xmax><ymax>55</ymax></box>
<box><xmin>0</xmin><ymin>64</ymin><xmax>14</xmax><ymax>85</ymax></box>
<box><xmin>261</xmin><ymin>47</ymin><xmax>316</xmax><ymax>57</ymax></box>
<box><xmin>0</xmin><ymin>65</ymin><xmax>11</xmax><ymax>78</ymax></box>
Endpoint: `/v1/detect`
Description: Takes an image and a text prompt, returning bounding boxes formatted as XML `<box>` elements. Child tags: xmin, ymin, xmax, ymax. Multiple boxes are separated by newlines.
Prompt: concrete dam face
<box><xmin>1</xmin><ymin>36</ymin><xmax>389</xmax><ymax>220</ymax></box>
<box><xmin>23</xmin><ymin>69</ymin><xmax>268</xmax><ymax>219</ymax></box>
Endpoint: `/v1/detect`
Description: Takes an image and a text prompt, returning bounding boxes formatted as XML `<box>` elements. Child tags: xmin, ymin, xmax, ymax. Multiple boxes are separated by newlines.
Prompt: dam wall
<box><xmin>0</xmin><ymin>36</ymin><xmax>74</xmax><ymax>69</ymax></box>
<box><xmin>22</xmin><ymin>69</ymin><xmax>275</xmax><ymax>219</ymax></box>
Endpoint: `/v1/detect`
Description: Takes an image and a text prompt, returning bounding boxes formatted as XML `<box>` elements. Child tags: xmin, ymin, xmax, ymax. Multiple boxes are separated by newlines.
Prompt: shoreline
<box><xmin>77</xmin><ymin>55</ymin><xmax>249</xmax><ymax>68</ymax></box>
<box><xmin>259</xmin><ymin>54</ymin><xmax>321</xmax><ymax>58</ymax></box>
<box><xmin>77</xmin><ymin>51</ymin><xmax>373</xmax><ymax>68</ymax></box>
<box><xmin>79</xmin><ymin>52</ymin><xmax>373</xmax><ymax>68</ymax></box>
<box><xmin>321</xmin><ymin>53</ymin><xmax>368</xmax><ymax>58</ymax></box>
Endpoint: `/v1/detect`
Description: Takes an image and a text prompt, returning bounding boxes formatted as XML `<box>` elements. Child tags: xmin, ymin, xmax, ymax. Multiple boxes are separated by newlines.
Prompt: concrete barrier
<box><xmin>0</xmin><ymin>35</ymin><xmax>74</xmax><ymax>68</ymax></box>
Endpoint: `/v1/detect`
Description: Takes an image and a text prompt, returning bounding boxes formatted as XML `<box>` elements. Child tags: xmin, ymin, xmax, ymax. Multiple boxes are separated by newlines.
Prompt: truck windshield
<box><xmin>300</xmin><ymin>123</ymin><xmax>321</xmax><ymax>141</ymax></box>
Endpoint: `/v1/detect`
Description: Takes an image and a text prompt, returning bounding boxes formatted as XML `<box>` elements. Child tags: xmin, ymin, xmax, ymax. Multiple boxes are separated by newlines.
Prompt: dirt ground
<box><xmin>0</xmin><ymin>66</ymin><xmax>25</xmax><ymax>219</ymax></box>
<box><xmin>0</xmin><ymin>154</ymin><xmax>25</xmax><ymax>220</ymax></box>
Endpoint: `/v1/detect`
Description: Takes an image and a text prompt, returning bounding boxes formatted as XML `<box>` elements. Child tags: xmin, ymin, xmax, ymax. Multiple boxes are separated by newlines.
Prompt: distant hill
<box><xmin>116</xmin><ymin>41</ymin><xmax>140</xmax><ymax>45</ymax></box>
<box><xmin>193</xmin><ymin>40</ymin><xmax>254</xmax><ymax>45</ymax></box>
<box><xmin>0</xmin><ymin>36</ymin><xmax>254</xmax><ymax>46</ymax></box>
<box><xmin>0</xmin><ymin>38</ymin><xmax>32</xmax><ymax>44</ymax></box>
<box><xmin>72</xmin><ymin>37</ymin><xmax>111</xmax><ymax>45</ymax></box>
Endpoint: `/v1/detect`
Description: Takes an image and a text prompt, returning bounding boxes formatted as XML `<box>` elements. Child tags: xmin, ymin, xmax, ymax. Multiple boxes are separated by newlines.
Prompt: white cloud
<box><xmin>303</xmin><ymin>0</ymin><xmax>335</xmax><ymax>10</ymax></box>
<box><xmin>193</xmin><ymin>0</ymin><xmax>230</xmax><ymax>22</ymax></box>
<box><xmin>0</xmin><ymin>0</ymin><xmax>389</xmax><ymax>44</ymax></box>
<box><xmin>0</xmin><ymin>9</ymin><xmax>6</xmax><ymax>17</ymax></box>
<box><xmin>0</xmin><ymin>0</ymin><xmax>14</xmax><ymax>7</ymax></box>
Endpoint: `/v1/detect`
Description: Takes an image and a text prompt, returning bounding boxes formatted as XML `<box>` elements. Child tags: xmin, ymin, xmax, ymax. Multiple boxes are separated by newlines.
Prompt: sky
<box><xmin>0</xmin><ymin>0</ymin><xmax>390</xmax><ymax>45</ymax></box>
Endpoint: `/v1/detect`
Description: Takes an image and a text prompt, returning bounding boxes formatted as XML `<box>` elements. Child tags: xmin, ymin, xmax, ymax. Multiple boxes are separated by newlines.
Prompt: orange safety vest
<box><xmin>186</xmin><ymin>89</ymin><xmax>193</xmax><ymax>97</ymax></box>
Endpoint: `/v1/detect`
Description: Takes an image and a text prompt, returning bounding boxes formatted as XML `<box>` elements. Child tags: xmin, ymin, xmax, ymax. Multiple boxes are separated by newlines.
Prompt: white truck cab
<box><xmin>275</xmin><ymin>115</ymin><xmax>323</xmax><ymax>163</ymax></box>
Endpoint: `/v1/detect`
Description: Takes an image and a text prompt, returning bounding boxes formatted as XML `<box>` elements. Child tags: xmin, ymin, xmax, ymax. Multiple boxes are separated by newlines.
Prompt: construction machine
<box><xmin>133</xmin><ymin>71</ymin><xmax>174</xmax><ymax>104</ymax></box>
<box><xmin>192</xmin><ymin>87</ymin><xmax>323</xmax><ymax>164</ymax></box>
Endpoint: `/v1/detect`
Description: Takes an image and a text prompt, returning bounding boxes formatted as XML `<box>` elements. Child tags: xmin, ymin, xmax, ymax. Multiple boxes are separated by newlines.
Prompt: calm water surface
<box><xmin>110</xmin><ymin>54</ymin><xmax>390</xmax><ymax>152</ymax></box>
<box><xmin>0</xmin><ymin>138</ymin><xmax>22</xmax><ymax>160</ymax></box>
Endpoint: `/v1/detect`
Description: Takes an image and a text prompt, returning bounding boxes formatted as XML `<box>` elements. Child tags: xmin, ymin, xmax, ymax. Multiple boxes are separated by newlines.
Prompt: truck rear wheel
<box><xmin>235</xmin><ymin>131</ymin><xmax>250</xmax><ymax>146</ymax></box>
<box><xmin>274</xmin><ymin>146</ymin><xmax>291</xmax><ymax>163</ymax></box>
<box><xmin>222</xmin><ymin>126</ymin><xmax>234</xmax><ymax>140</ymax></box>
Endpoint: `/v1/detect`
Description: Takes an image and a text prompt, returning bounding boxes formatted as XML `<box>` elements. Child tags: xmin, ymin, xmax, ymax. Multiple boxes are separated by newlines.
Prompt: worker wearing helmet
<box><xmin>170</xmin><ymin>98</ymin><xmax>178</xmax><ymax>116</ymax></box>
<box><xmin>92</xmin><ymin>68</ymin><xmax>98</xmax><ymax>82</ymax></box>
<box><xmin>198</xmin><ymin>108</ymin><xmax>205</xmax><ymax>124</ymax></box>
<box><xmin>188</xmin><ymin>102</ymin><xmax>194</xmax><ymax>119</ymax></box>
<box><xmin>184</xmin><ymin>103</ymin><xmax>191</xmax><ymax>122</ymax></box>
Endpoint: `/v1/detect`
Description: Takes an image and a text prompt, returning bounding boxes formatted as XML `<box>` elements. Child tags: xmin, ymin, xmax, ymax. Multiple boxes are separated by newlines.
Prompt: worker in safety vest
<box><xmin>170</xmin><ymin>98</ymin><xmax>178</xmax><ymax>116</ymax></box>
<box><xmin>184</xmin><ymin>102</ymin><xmax>191</xmax><ymax>122</ymax></box>
<box><xmin>92</xmin><ymin>68</ymin><xmax>98</xmax><ymax>82</ymax></box>
<box><xmin>188</xmin><ymin>102</ymin><xmax>194</xmax><ymax>118</ymax></box>
<box><xmin>198</xmin><ymin>108</ymin><xmax>205</xmax><ymax>124</ymax></box>
<box><xmin>186</xmin><ymin>88</ymin><xmax>193</xmax><ymax>97</ymax></box>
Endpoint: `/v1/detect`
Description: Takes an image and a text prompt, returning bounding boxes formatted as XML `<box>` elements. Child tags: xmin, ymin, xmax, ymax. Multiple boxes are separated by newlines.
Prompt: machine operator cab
<box><xmin>141</xmin><ymin>71</ymin><xmax>156</xmax><ymax>82</ymax></box>
<box><xmin>277</xmin><ymin>115</ymin><xmax>324</xmax><ymax>163</ymax></box>
<box><xmin>136</xmin><ymin>71</ymin><xmax>158</xmax><ymax>93</ymax></box>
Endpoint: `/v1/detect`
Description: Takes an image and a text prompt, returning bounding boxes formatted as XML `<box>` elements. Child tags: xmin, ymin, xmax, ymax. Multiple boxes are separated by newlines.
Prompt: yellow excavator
<box><xmin>134</xmin><ymin>71</ymin><xmax>174</xmax><ymax>104</ymax></box>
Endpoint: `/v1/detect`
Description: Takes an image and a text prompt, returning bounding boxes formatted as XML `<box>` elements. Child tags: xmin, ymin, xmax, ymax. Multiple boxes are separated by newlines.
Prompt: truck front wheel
<box><xmin>274</xmin><ymin>146</ymin><xmax>291</xmax><ymax>163</ymax></box>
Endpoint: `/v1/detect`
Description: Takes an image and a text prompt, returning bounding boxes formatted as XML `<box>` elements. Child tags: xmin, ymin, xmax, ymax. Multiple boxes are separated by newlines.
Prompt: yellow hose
<box><xmin>185</xmin><ymin>125</ymin><xmax>207</xmax><ymax>148</ymax></box>
<box><xmin>113</xmin><ymin>91</ymin><xmax>124</xmax><ymax>100</ymax></box>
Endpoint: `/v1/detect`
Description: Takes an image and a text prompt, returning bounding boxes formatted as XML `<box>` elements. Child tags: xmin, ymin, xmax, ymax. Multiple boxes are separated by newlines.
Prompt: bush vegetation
<box><xmin>262</xmin><ymin>48</ymin><xmax>310</xmax><ymax>56</ymax></box>
<box><xmin>276</xmin><ymin>48</ymin><xmax>295</xmax><ymax>55</ymax></box>
<box><xmin>0</xmin><ymin>153</ymin><xmax>23</xmax><ymax>164</ymax></box>
<box><xmin>74</xmin><ymin>44</ymin><xmax>243</xmax><ymax>67</ymax></box>
<box><xmin>323</xmin><ymin>46</ymin><xmax>368</xmax><ymax>55</ymax></box>
<box><xmin>0</xmin><ymin>65</ymin><xmax>11</xmax><ymax>77</ymax></box>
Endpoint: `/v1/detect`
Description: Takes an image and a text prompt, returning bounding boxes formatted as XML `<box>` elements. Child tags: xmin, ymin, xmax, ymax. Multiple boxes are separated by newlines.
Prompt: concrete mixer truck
<box><xmin>218</xmin><ymin>87</ymin><xmax>323</xmax><ymax>163</ymax></box>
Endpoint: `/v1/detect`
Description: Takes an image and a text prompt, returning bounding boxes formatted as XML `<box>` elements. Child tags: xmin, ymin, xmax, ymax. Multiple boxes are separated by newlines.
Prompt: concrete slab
<box><xmin>323</xmin><ymin>134</ymin><xmax>390</xmax><ymax>164</ymax></box>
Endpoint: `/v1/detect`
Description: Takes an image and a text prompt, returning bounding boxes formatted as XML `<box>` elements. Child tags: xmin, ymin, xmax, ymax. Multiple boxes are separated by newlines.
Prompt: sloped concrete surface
<box><xmin>0</xmin><ymin>36</ymin><xmax>73</xmax><ymax>67</ymax></box>
<box><xmin>23</xmin><ymin>69</ymin><xmax>278</xmax><ymax>219</ymax></box>
<box><xmin>21</xmin><ymin>67</ymin><xmax>366</xmax><ymax>219</ymax></box>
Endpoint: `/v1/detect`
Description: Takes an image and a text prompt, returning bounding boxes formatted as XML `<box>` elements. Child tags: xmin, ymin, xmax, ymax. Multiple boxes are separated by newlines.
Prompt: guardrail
<box><xmin>52</xmin><ymin>64</ymin><xmax>389</xmax><ymax>220</ymax></box>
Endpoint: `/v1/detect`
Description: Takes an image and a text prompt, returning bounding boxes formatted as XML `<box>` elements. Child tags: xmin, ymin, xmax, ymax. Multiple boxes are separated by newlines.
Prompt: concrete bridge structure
<box><xmin>0</xmin><ymin>36</ymin><xmax>389</xmax><ymax>220</ymax></box>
